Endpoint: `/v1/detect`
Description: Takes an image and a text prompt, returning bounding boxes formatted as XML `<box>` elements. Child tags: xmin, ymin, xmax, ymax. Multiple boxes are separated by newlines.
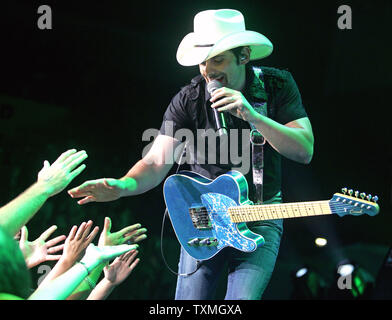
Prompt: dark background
<box><xmin>0</xmin><ymin>0</ymin><xmax>391</xmax><ymax>299</ymax></box>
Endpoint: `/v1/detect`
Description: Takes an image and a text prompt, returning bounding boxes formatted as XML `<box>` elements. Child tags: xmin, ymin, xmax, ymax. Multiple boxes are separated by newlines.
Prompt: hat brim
<box><xmin>176</xmin><ymin>30</ymin><xmax>273</xmax><ymax>66</ymax></box>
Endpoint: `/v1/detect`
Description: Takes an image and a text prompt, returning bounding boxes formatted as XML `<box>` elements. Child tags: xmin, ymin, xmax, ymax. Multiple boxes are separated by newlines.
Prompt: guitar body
<box><xmin>163</xmin><ymin>170</ymin><xmax>265</xmax><ymax>261</ymax></box>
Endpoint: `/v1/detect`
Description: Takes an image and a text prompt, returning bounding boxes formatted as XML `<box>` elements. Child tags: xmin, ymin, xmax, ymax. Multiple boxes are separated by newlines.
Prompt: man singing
<box><xmin>69</xmin><ymin>9</ymin><xmax>314</xmax><ymax>299</ymax></box>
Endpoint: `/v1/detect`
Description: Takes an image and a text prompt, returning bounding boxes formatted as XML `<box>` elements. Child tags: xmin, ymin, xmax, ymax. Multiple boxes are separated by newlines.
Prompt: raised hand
<box><xmin>67</xmin><ymin>178</ymin><xmax>131</xmax><ymax>205</ymax></box>
<box><xmin>0</xmin><ymin>149</ymin><xmax>89</xmax><ymax>237</ymax></box>
<box><xmin>37</xmin><ymin>149</ymin><xmax>88</xmax><ymax>198</ymax></box>
<box><xmin>36</xmin><ymin>221</ymin><xmax>100</xmax><ymax>288</ymax></box>
<box><xmin>79</xmin><ymin>243</ymin><xmax>138</xmax><ymax>273</ymax></box>
<box><xmin>103</xmin><ymin>250</ymin><xmax>140</xmax><ymax>286</ymax></box>
<box><xmin>19</xmin><ymin>225</ymin><xmax>66</xmax><ymax>269</ymax></box>
<box><xmin>98</xmin><ymin>217</ymin><xmax>147</xmax><ymax>247</ymax></box>
<box><xmin>29</xmin><ymin>243</ymin><xmax>138</xmax><ymax>301</ymax></box>
<box><xmin>61</xmin><ymin>221</ymin><xmax>100</xmax><ymax>267</ymax></box>
<box><xmin>210</xmin><ymin>87</ymin><xmax>259</xmax><ymax>122</ymax></box>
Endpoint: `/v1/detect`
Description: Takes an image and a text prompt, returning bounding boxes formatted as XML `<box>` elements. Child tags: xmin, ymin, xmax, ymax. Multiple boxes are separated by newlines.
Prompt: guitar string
<box><xmin>223</xmin><ymin>201</ymin><xmax>376</xmax><ymax>222</ymax></box>
<box><xmin>196</xmin><ymin>202</ymin><xmax>374</xmax><ymax>215</ymax></box>
<box><xmin>195</xmin><ymin>201</ymin><xmax>374</xmax><ymax>210</ymax></box>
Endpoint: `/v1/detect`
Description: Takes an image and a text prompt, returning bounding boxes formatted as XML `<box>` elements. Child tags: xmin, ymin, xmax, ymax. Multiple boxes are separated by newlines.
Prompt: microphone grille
<box><xmin>207</xmin><ymin>80</ymin><xmax>222</xmax><ymax>94</ymax></box>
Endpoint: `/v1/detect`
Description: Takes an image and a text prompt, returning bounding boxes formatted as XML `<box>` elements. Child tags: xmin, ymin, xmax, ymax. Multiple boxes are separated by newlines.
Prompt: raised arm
<box><xmin>68</xmin><ymin>134</ymin><xmax>184</xmax><ymax>204</ymax></box>
<box><xmin>0</xmin><ymin>149</ymin><xmax>88</xmax><ymax>236</ymax></box>
<box><xmin>38</xmin><ymin>221</ymin><xmax>99</xmax><ymax>287</ymax></box>
<box><xmin>211</xmin><ymin>89</ymin><xmax>314</xmax><ymax>164</ymax></box>
<box><xmin>248</xmin><ymin>115</ymin><xmax>314</xmax><ymax>164</ymax></box>
<box><xmin>87</xmin><ymin>250</ymin><xmax>140</xmax><ymax>300</ymax></box>
<box><xmin>28</xmin><ymin>243</ymin><xmax>137</xmax><ymax>300</ymax></box>
<box><xmin>66</xmin><ymin>217</ymin><xmax>147</xmax><ymax>300</ymax></box>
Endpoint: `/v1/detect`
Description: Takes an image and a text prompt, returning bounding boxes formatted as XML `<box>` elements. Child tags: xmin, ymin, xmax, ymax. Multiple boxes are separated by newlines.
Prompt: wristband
<box><xmin>78</xmin><ymin>261</ymin><xmax>90</xmax><ymax>275</ymax></box>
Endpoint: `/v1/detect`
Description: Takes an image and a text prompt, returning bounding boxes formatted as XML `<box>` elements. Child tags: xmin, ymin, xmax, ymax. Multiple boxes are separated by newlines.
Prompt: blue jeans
<box><xmin>175</xmin><ymin>194</ymin><xmax>283</xmax><ymax>300</ymax></box>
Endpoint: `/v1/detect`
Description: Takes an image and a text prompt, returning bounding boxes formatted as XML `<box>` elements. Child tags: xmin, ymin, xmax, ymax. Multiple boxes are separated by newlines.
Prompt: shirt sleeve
<box><xmin>159</xmin><ymin>89</ymin><xmax>192</xmax><ymax>138</ymax></box>
<box><xmin>274</xmin><ymin>70</ymin><xmax>308</xmax><ymax>125</ymax></box>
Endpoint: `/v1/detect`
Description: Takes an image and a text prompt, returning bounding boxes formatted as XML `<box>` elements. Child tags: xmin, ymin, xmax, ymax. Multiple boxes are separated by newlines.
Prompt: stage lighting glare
<box><xmin>291</xmin><ymin>266</ymin><xmax>328</xmax><ymax>299</ymax></box>
<box><xmin>315</xmin><ymin>237</ymin><xmax>327</xmax><ymax>247</ymax></box>
<box><xmin>330</xmin><ymin>260</ymin><xmax>375</xmax><ymax>299</ymax></box>
<box><xmin>296</xmin><ymin>267</ymin><xmax>308</xmax><ymax>278</ymax></box>
<box><xmin>338</xmin><ymin>264</ymin><xmax>355</xmax><ymax>277</ymax></box>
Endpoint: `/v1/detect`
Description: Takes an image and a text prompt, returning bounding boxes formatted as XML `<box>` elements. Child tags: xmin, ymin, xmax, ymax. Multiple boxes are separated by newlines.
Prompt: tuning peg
<box><xmin>341</xmin><ymin>188</ymin><xmax>347</xmax><ymax>194</ymax></box>
<box><xmin>348</xmin><ymin>189</ymin><xmax>353</xmax><ymax>196</ymax></box>
<box><xmin>372</xmin><ymin>195</ymin><xmax>379</xmax><ymax>203</ymax></box>
<box><xmin>360</xmin><ymin>192</ymin><xmax>366</xmax><ymax>199</ymax></box>
<box><xmin>366</xmin><ymin>194</ymin><xmax>372</xmax><ymax>201</ymax></box>
<box><xmin>354</xmin><ymin>190</ymin><xmax>359</xmax><ymax>198</ymax></box>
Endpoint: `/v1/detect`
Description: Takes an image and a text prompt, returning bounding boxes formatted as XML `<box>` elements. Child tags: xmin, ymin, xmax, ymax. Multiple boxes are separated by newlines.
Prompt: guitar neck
<box><xmin>228</xmin><ymin>200</ymin><xmax>333</xmax><ymax>222</ymax></box>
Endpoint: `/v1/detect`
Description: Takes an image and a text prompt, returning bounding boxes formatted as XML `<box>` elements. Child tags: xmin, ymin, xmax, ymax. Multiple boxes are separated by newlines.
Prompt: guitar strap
<box><xmin>250</xmin><ymin>128</ymin><xmax>265</xmax><ymax>204</ymax></box>
<box><xmin>249</xmin><ymin>66</ymin><xmax>267</xmax><ymax>204</ymax></box>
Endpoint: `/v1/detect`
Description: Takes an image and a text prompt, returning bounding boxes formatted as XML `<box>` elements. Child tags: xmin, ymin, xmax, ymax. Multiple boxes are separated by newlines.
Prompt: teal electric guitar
<box><xmin>163</xmin><ymin>170</ymin><xmax>380</xmax><ymax>261</ymax></box>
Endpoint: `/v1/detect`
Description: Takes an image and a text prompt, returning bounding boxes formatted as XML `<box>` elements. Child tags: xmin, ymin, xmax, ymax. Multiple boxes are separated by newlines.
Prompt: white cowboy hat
<box><xmin>176</xmin><ymin>9</ymin><xmax>273</xmax><ymax>66</ymax></box>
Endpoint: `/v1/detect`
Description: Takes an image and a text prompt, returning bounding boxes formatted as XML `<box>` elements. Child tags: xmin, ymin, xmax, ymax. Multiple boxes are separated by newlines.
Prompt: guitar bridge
<box><xmin>189</xmin><ymin>206</ymin><xmax>212</xmax><ymax>230</ymax></box>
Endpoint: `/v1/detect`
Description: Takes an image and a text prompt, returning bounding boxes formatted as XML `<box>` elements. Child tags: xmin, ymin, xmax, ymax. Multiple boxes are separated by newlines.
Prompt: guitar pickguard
<box><xmin>201</xmin><ymin>193</ymin><xmax>258</xmax><ymax>252</ymax></box>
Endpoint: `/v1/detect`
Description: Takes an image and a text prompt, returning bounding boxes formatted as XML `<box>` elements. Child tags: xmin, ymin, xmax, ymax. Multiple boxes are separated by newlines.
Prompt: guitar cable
<box><xmin>160</xmin><ymin>144</ymin><xmax>201</xmax><ymax>277</ymax></box>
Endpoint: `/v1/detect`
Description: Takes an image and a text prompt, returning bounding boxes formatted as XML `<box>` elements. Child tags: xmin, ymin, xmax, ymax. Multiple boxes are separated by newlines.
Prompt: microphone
<box><xmin>207</xmin><ymin>80</ymin><xmax>228</xmax><ymax>137</ymax></box>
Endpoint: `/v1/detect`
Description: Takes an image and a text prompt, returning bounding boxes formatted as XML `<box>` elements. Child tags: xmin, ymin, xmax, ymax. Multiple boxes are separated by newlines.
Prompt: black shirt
<box><xmin>159</xmin><ymin>65</ymin><xmax>307</xmax><ymax>202</ymax></box>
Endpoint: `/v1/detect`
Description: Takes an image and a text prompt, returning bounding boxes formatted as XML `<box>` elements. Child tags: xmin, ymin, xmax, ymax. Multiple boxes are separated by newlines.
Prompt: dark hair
<box><xmin>230</xmin><ymin>46</ymin><xmax>249</xmax><ymax>64</ymax></box>
<box><xmin>0</xmin><ymin>226</ymin><xmax>32</xmax><ymax>299</ymax></box>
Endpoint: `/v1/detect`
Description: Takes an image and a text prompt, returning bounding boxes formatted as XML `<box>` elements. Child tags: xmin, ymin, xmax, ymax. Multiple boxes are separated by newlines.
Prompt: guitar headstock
<box><xmin>329</xmin><ymin>188</ymin><xmax>380</xmax><ymax>217</ymax></box>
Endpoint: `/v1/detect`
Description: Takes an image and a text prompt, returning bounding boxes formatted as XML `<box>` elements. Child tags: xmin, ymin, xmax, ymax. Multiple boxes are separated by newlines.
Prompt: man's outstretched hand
<box><xmin>68</xmin><ymin>178</ymin><xmax>135</xmax><ymax>205</ymax></box>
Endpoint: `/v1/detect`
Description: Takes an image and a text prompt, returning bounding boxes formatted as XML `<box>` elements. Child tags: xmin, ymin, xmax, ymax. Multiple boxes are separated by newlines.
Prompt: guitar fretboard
<box><xmin>228</xmin><ymin>200</ymin><xmax>332</xmax><ymax>222</ymax></box>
